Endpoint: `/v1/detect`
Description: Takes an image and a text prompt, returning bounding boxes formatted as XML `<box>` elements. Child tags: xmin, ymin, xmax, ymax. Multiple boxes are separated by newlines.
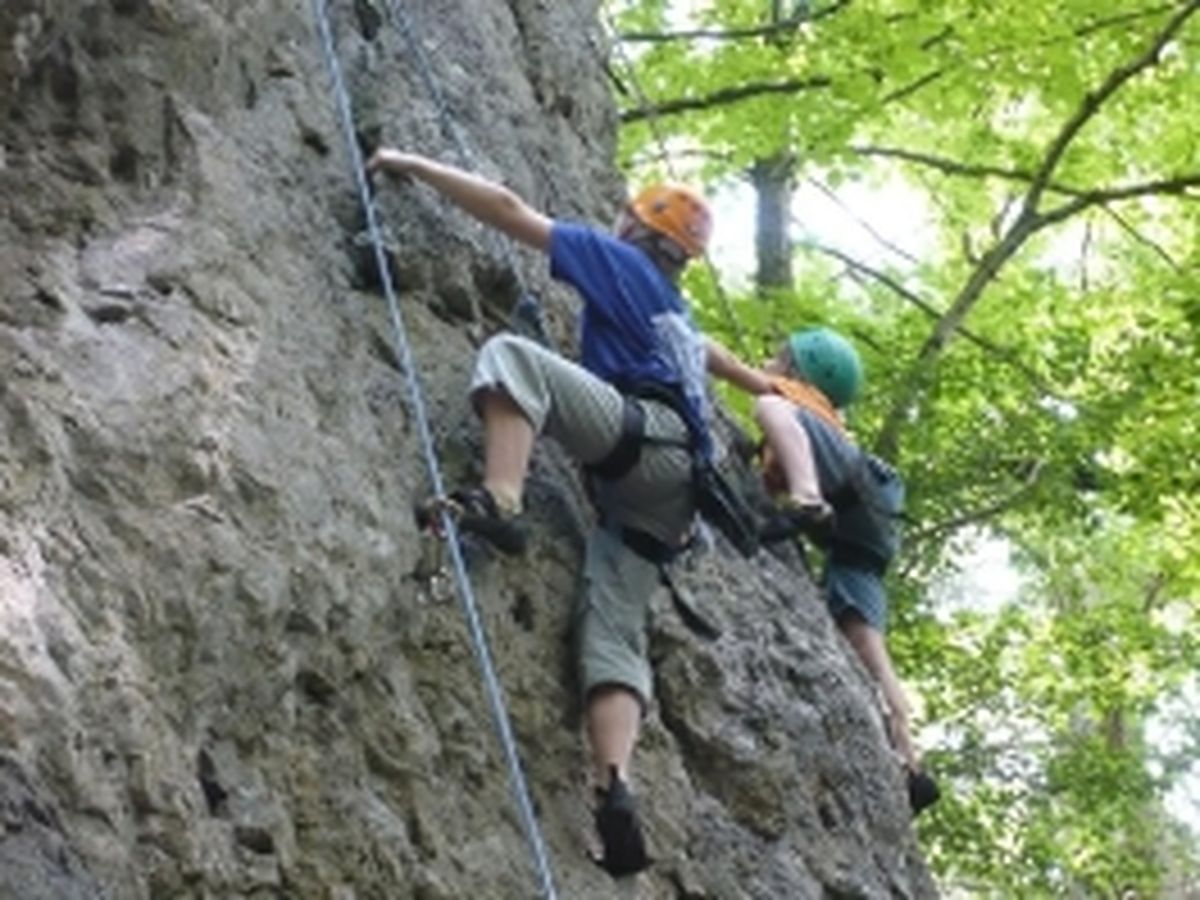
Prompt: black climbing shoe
<box><xmin>594</xmin><ymin>768</ymin><xmax>650</xmax><ymax>878</ymax></box>
<box><xmin>759</xmin><ymin>500</ymin><xmax>834</xmax><ymax>546</ymax></box>
<box><xmin>415</xmin><ymin>486</ymin><xmax>528</xmax><ymax>556</ymax></box>
<box><xmin>907</xmin><ymin>768</ymin><xmax>940</xmax><ymax>817</ymax></box>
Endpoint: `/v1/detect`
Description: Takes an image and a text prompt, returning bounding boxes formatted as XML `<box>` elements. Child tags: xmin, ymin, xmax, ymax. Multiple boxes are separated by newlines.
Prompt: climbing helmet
<box><xmin>629</xmin><ymin>183</ymin><xmax>713</xmax><ymax>258</ymax></box>
<box><xmin>788</xmin><ymin>327</ymin><xmax>864</xmax><ymax>408</ymax></box>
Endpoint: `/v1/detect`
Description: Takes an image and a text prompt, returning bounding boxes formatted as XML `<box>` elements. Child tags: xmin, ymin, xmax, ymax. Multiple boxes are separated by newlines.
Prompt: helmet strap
<box><xmin>620</xmin><ymin>220</ymin><xmax>687</xmax><ymax>282</ymax></box>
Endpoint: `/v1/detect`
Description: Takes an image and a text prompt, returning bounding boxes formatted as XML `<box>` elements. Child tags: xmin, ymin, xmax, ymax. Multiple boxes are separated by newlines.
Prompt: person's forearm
<box><xmin>393</xmin><ymin>156</ymin><xmax>524</xmax><ymax>232</ymax></box>
<box><xmin>706</xmin><ymin>339</ymin><xmax>773</xmax><ymax>394</ymax></box>
<box><xmin>369</xmin><ymin>149</ymin><xmax>551</xmax><ymax>250</ymax></box>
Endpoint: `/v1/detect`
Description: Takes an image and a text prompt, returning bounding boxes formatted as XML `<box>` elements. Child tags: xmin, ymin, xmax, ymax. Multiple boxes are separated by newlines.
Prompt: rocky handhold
<box><xmin>233</xmin><ymin>824</ymin><xmax>275</xmax><ymax>856</ymax></box>
<box><xmin>0</xmin><ymin>757</ymin><xmax>102</xmax><ymax>900</ymax></box>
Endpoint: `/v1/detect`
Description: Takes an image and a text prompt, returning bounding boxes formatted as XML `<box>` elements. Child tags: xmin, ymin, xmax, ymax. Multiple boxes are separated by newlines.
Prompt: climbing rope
<box><xmin>309</xmin><ymin>3</ymin><xmax>559</xmax><ymax>897</ymax></box>
<box><xmin>596</xmin><ymin>7</ymin><xmax>752</xmax><ymax>359</ymax></box>
<box><xmin>380</xmin><ymin>0</ymin><xmax>554</xmax><ymax>350</ymax></box>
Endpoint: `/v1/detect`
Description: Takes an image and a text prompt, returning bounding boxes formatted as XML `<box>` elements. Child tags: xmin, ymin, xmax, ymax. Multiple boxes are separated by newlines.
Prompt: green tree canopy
<box><xmin>607</xmin><ymin>0</ymin><xmax>1200</xmax><ymax>892</ymax></box>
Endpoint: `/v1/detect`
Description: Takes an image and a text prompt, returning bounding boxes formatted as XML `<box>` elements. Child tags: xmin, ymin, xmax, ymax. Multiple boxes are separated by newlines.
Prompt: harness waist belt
<box><xmin>585</xmin><ymin>381</ymin><xmax>690</xmax><ymax>483</ymax></box>
<box><xmin>616</xmin><ymin>525</ymin><xmax>678</xmax><ymax>565</ymax></box>
<box><xmin>586</xmin><ymin>395</ymin><xmax>646</xmax><ymax>481</ymax></box>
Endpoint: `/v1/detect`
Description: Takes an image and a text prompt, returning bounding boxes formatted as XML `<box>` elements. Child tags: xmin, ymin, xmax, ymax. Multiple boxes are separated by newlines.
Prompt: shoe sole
<box><xmin>459</xmin><ymin>515</ymin><xmax>527</xmax><ymax>555</ymax></box>
<box><xmin>595</xmin><ymin>803</ymin><xmax>649</xmax><ymax>877</ymax></box>
<box><xmin>414</xmin><ymin>499</ymin><xmax>527</xmax><ymax>555</ymax></box>
<box><xmin>760</xmin><ymin>506</ymin><xmax>834</xmax><ymax>545</ymax></box>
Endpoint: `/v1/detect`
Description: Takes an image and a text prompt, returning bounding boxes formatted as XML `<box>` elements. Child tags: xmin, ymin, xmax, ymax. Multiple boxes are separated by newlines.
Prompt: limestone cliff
<box><xmin>0</xmin><ymin>1</ymin><xmax>937</xmax><ymax>897</ymax></box>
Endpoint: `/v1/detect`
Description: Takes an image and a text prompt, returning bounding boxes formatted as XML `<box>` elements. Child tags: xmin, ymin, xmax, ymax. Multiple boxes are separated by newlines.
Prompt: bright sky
<box><xmin>1148</xmin><ymin>680</ymin><xmax>1200</xmax><ymax>844</ymax></box>
<box><xmin>707</xmin><ymin>176</ymin><xmax>938</xmax><ymax>289</ymax></box>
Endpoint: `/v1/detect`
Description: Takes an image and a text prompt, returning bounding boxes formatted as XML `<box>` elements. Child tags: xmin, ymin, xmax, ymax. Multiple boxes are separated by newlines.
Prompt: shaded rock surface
<box><xmin>0</xmin><ymin>1</ymin><xmax>938</xmax><ymax>897</ymax></box>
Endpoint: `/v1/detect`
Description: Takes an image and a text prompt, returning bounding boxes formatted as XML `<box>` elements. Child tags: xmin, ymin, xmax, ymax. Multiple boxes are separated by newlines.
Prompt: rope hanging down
<box><xmin>381</xmin><ymin>0</ymin><xmax>553</xmax><ymax>349</ymax></box>
<box><xmin>309</xmin><ymin>3</ymin><xmax>559</xmax><ymax>897</ymax></box>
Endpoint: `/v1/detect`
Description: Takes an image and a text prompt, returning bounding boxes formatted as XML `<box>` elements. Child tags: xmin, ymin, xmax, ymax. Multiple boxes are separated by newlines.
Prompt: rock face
<box><xmin>0</xmin><ymin>1</ymin><xmax>937</xmax><ymax>898</ymax></box>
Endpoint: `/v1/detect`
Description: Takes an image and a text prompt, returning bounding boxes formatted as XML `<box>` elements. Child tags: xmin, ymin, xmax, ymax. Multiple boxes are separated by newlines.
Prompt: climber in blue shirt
<box><xmin>368</xmin><ymin>148</ymin><xmax>770</xmax><ymax>878</ymax></box>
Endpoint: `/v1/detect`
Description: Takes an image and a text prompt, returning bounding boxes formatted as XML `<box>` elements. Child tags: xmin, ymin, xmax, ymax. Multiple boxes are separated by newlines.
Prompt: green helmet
<box><xmin>788</xmin><ymin>327</ymin><xmax>864</xmax><ymax>408</ymax></box>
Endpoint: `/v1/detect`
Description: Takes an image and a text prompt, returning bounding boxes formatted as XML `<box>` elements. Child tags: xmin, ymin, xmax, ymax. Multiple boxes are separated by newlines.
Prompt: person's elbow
<box><xmin>705</xmin><ymin>339</ymin><xmax>730</xmax><ymax>376</ymax></box>
<box><xmin>494</xmin><ymin>191</ymin><xmax>552</xmax><ymax>252</ymax></box>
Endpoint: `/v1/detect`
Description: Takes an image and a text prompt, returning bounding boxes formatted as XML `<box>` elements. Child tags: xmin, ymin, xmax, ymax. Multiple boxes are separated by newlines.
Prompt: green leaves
<box><xmin>913</xmin><ymin>520</ymin><xmax>1200</xmax><ymax>893</ymax></box>
<box><xmin>609</xmin><ymin>0</ymin><xmax>1200</xmax><ymax>890</ymax></box>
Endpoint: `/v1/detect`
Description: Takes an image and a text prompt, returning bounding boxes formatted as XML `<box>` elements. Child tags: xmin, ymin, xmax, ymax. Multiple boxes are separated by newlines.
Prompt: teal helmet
<box><xmin>788</xmin><ymin>327</ymin><xmax>864</xmax><ymax>408</ymax></box>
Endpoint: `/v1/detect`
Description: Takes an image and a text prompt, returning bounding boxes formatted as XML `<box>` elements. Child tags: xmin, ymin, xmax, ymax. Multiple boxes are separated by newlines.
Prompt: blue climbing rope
<box><xmin>381</xmin><ymin>0</ymin><xmax>554</xmax><ymax>350</ymax></box>
<box><xmin>309</xmin><ymin>3</ymin><xmax>559</xmax><ymax>897</ymax></box>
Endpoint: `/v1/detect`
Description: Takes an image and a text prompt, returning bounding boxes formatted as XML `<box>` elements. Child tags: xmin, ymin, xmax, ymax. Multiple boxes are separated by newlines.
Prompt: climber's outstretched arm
<box><xmin>368</xmin><ymin>149</ymin><xmax>552</xmax><ymax>252</ymax></box>
<box><xmin>706</xmin><ymin>338</ymin><xmax>774</xmax><ymax>395</ymax></box>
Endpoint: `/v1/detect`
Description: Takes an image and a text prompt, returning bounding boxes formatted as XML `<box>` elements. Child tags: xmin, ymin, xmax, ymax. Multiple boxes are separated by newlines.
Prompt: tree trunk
<box><xmin>750</xmin><ymin>152</ymin><xmax>796</xmax><ymax>294</ymax></box>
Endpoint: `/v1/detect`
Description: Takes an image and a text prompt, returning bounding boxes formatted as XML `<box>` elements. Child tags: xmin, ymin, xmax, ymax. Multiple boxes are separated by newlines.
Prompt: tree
<box><xmin>606</xmin><ymin>0</ymin><xmax>1200</xmax><ymax>891</ymax></box>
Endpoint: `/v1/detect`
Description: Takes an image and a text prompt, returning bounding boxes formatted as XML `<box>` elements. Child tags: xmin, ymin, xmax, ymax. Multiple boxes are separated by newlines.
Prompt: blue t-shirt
<box><xmin>549</xmin><ymin>222</ymin><xmax>712</xmax><ymax>456</ymax></box>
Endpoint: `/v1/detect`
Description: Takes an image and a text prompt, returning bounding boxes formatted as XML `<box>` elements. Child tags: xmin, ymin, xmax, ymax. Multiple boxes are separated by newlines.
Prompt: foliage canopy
<box><xmin>607</xmin><ymin>0</ymin><xmax>1200</xmax><ymax>893</ymax></box>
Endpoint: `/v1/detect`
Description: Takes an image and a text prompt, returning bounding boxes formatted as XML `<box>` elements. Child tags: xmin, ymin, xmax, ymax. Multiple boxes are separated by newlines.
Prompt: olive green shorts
<box><xmin>575</xmin><ymin>526</ymin><xmax>662</xmax><ymax>707</ymax></box>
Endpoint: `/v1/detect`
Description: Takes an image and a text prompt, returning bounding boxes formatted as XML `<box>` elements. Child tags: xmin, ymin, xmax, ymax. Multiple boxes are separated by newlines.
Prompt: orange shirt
<box><xmin>760</xmin><ymin>376</ymin><xmax>847</xmax><ymax>494</ymax></box>
<box><xmin>769</xmin><ymin>376</ymin><xmax>845</xmax><ymax>435</ymax></box>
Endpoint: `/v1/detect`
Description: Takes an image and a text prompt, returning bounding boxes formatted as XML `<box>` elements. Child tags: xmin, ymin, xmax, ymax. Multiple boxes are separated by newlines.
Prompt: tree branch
<box><xmin>882</xmin><ymin>68</ymin><xmax>947</xmax><ymax>105</ymax></box>
<box><xmin>852</xmin><ymin>147</ymin><xmax>1200</xmax><ymax>220</ymax></box>
<box><xmin>878</xmin><ymin>5</ymin><xmax>1180</xmax><ymax>110</ymax></box>
<box><xmin>850</xmin><ymin>144</ymin><xmax>1089</xmax><ymax>196</ymax></box>
<box><xmin>1074</xmin><ymin>4</ymin><xmax>1180</xmax><ymax>38</ymax></box>
<box><xmin>799</xmin><ymin>239</ymin><xmax>932</xmax><ymax>309</ymax></box>
<box><xmin>616</xmin><ymin>0</ymin><xmax>851</xmax><ymax>43</ymax></box>
<box><xmin>874</xmin><ymin>219</ymin><xmax>1040</xmax><ymax>458</ymax></box>
<box><xmin>615</xmin><ymin>4</ymin><xmax>1184</xmax><ymax>134</ymax></box>
<box><xmin>871</xmin><ymin>170</ymin><xmax>1200</xmax><ymax>462</ymax></box>
<box><xmin>1022</xmin><ymin>0</ymin><xmax>1200</xmax><ymax>217</ymax></box>
<box><xmin>798</xmin><ymin>239</ymin><xmax>1059</xmax><ymax>397</ymax></box>
<box><xmin>1100</xmin><ymin>205</ymin><xmax>1182</xmax><ymax>272</ymax></box>
<box><xmin>805</xmin><ymin>176</ymin><xmax>921</xmax><ymax>264</ymax></box>
<box><xmin>873</xmin><ymin>3</ymin><xmax>1200</xmax><ymax>458</ymax></box>
<box><xmin>1038</xmin><ymin>172</ymin><xmax>1200</xmax><ymax>225</ymax></box>
<box><xmin>906</xmin><ymin>460</ymin><xmax>1046</xmax><ymax>547</ymax></box>
<box><xmin>619</xmin><ymin>76</ymin><xmax>832</xmax><ymax>123</ymax></box>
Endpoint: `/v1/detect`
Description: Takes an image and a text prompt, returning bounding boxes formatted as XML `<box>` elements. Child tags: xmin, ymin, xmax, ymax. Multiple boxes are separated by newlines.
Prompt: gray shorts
<box><xmin>471</xmin><ymin>333</ymin><xmax>696</xmax><ymax>704</ymax></box>
<box><xmin>574</xmin><ymin>527</ymin><xmax>660</xmax><ymax>706</ymax></box>
<box><xmin>825</xmin><ymin>562</ymin><xmax>887</xmax><ymax>632</ymax></box>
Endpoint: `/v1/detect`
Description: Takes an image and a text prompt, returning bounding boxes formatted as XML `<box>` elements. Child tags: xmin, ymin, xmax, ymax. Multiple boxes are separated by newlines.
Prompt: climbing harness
<box><xmin>380</xmin><ymin>0</ymin><xmax>554</xmax><ymax>350</ymax></box>
<box><xmin>573</xmin><ymin>9</ymin><xmax>767</xmax><ymax>564</ymax></box>
<box><xmin>585</xmin><ymin>382</ymin><xmax>760</xmax><ymax>562</ymax></box>
<box><xmin>309</xmin><ymin>3</ymin><xmax>558</xmax><ymax>897</ymax></box>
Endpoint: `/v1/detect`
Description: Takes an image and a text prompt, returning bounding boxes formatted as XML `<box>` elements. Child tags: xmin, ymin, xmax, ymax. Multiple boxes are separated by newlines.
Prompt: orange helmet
<box><xmin>628</xmin><ymin>184</ymin><xmax>713</xmax><ymax>258</ymax></box>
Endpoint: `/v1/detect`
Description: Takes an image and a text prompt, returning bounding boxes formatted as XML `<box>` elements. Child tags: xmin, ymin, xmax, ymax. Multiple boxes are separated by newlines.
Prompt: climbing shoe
<box><xmin>907</xmin><ymin>768</ymin><xmax>940</xmax><ymax>817</ymax></box>
<box><xmin>759</xmin><ymin>499</ymin><xmax>834</xmax><ymax>546</ymax></box>
<box><xmin>594</xmin><ymin>768</ymin><xmax>650</xmax><ymax>878</ymax></box>
<box><xmin>415</xmin><ymin>486</ymin><xmax>528</xmax><ymax>556</ymax></box>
